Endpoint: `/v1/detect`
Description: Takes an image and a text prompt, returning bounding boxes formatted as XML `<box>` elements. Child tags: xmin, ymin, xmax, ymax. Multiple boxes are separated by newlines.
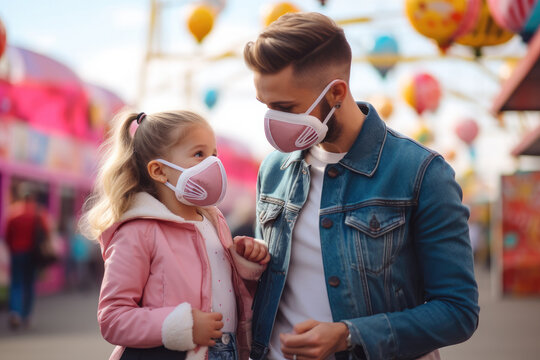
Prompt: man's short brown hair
<box><xmin>244</xmin><ymin>12</ymin><xmax>352</xmax><ymax>80</ymax></box>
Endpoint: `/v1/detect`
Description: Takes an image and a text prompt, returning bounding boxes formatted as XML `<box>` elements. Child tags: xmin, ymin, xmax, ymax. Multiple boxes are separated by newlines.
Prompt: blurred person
<box><xmin>80</xmin><ymin>110</ymin><xmax>270</xmax><ymax>360</ymax></box>
<box><xmin>243</xmin><ymin>12</ymin><xmax>479</xmax><ymax>360</ymax></box>
<box><xmin>66</xmin><ymin>216</ymin><xmax>95</xmax><ymax>291</ymax></box>
<box><xmin>5</xmin><ymin>183</ymin><xmax>49</xmax><ymax>330</ymax></box>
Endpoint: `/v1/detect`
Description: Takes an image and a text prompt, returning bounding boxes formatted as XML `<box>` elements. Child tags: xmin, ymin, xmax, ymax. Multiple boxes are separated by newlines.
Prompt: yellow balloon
<box><xmin>263</xmin><ymin>2</ymin><xmax>300</xmax><ymax>27</ymax></box>
<box><xmin>456</xmin><ymin>0</ymin><xmax>514</xmax><ymax>49</ymax></box>
<box><xmin>187</xmin><ymin>5</ymin><xmax>215</xmax><ymax>43</ymax></box>
<box><xmin>405</xmin><ymin>0</ymin><xmax>477</xmax><ymax>51</ymax></box>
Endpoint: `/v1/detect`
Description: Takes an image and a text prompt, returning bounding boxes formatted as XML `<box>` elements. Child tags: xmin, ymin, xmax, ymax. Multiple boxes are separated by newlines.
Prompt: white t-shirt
<box><xmin>195</xmin><ymin>216</ymin><xmax>237</xmax><ymax>332</ymax></box>
<box><xmin>268</xmin><ymin>146</ymin><xmax>346</xmax><ymax>360</ymax></box>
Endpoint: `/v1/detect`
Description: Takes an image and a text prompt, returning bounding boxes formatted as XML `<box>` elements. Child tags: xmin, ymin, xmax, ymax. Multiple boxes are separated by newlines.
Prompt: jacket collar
<box><xmin>340</xmin><ymin>102</ymin><xmax>386</xmax><ymax>177</ymax></box>
<box><xmin>119</xmin><ymin>192</ymin><xmax>221</xmax><ymax>225</ymax></box>
<box><xmin>281</xmin><ymin>102</ymin><xmax>386</xmax><ymax>177</ymax></box>
<box><xmin>100</xmin><ymin>192</ymin><xmax>223</xmax><ymax>248</ymax></box>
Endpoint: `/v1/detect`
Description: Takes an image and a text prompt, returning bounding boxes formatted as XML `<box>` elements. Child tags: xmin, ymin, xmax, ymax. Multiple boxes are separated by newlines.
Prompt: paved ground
<box><xmin>0</xmin><ymin>266</ymin><xmax>539</xmax><ymax>360</ymax></box>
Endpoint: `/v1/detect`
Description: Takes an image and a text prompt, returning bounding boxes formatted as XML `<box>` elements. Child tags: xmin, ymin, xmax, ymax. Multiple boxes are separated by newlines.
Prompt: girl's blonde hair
<box><xmin>80</xmin><ymin>110</ymin><xmax>208</xmax><ymax>240</ymax></box>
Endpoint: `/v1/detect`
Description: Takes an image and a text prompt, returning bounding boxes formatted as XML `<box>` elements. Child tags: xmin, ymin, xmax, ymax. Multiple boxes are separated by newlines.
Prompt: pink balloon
<box><xmin>455</xmin><ymin>118</ymin><xmax>480</xmax><ymax>145</ymax></box>
<box><xmin>414</xmin><ymin>73</ymin><xmax>441</xmax><ymax>115</ymax></box>
<box><xmin>487</xmin><ymin>0</ymin><xmax>538</xmax><ymax>33</ymax></box>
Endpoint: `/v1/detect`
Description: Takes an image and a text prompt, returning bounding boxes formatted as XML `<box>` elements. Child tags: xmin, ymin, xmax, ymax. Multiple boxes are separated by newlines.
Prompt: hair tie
<box><xmin>136</xmin><ymin>112</ymin><xmax>146</xmax><ymax>125</ymax></box>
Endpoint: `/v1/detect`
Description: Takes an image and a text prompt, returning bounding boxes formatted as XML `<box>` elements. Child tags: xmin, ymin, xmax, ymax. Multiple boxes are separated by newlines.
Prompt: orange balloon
<box><xmin>187</xmin><ymin>5</ymin><xmax>215</xmax><ymax>43</ymax></box>
<box><xmin>262</xmin><ymin>2</ymin><xmax>300</xmax><ymax>27</ymax></box>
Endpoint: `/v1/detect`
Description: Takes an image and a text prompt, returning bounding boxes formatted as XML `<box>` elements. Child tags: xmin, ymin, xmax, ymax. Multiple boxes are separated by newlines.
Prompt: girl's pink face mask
<box><xmin>156</xmin><ymin>156</ymin><xmax>227</xmax><ymax>207</ymax></box>
<box><xmin>264</xmin><ymin>80</ymin><xmax>340</xmax><ymax>153</ymax></box>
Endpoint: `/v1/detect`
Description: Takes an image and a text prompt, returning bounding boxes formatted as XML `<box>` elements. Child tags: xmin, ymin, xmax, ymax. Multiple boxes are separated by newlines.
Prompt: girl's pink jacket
<box><xmin>97</xmin><ymin>192</ymin><xmax>265</xmax><ymax>360</ymax></box>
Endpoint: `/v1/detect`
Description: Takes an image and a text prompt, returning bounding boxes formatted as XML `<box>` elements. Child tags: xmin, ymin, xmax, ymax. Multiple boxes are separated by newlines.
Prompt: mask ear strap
<box><xmin>321</xmin><ymin>106</ymin><xmax>337</xmax><ymax>126</ymax></box>
<box><xmin>155</xmin><ymin>159</ymin><xmax>185</xmax><ymax>172</ymax></box>
<box><xmin>305</xmin><ymin>79</ymin><xmax>341</xmax><ymax>115</ymax></box>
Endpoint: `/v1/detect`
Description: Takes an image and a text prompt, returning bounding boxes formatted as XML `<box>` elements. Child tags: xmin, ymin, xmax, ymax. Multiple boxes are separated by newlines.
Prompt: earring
<box><xmin>335</xmin><ymin>103</ymin><xmax>341</xmax><ymax>109</ymax></box>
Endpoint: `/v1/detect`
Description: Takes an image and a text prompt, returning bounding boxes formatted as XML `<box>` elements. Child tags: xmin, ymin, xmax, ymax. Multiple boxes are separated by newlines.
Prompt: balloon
<box><xmin>204</xmin><ymin>88</ymin><xmax>219</xmax><ymax>109</ymax></box>
<box><xmin>456</xmin><ymin>0</ymin><xmax>514</xmax><ymax>53</ymax></box>
<box><xmin>187</xmin><ymin>5</ymin><xmax>215</xmax><ymax>43</ymax></box>
<box><xmin>368</xmin><ymin>35</ymin><xmax>399</xmax><ymax>78</ymax></box>
<box><xmin>401</xmin><ymin>72</ymin><xmax>441</xmax><ymax>115</ymax></box>
<box><xmin>369</xmin><ymin>94</ymin><xmax>394</xmax><ymax>119</ymax></box>
<box><xmin>0</xmin><ymin>18</ymin><xmax>6</xmax><ymax>59</ymax></box>
<box><xmin>405</xmin><ymin>0</ymin><xmax>482</xmax><ymax>51</ymax></box>
<box><xmin>443</xmin><ymin>149</ymin><xmax>457</xmax><ymax>162</ymax></box>
<box><xmin>262</xmin><ymin>2</ymin><xmax>300</xmax><ymax>27</ymax></box>
<box><xmin>487</xmin><ymin>0</ymin><xmax>540</xmax><ymax>41</ymax></box>
<box><xmin>412</xmin><ymin>121</ymin><xmax>434</xmax><ymax>144</ymax></box>
<box><xmin>455</xmin><ymin>118</ymin><xmax>480</xmax><ymax>145</ymax></box>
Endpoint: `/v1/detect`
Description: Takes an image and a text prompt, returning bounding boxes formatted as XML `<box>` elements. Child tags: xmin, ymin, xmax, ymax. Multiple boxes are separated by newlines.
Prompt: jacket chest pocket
<box><xmin>257</xmin><ymin>197</ymin><xmax>285</xmax><ymax>250</ymax></box>
<box><xmin>345</xmin><ymin>205</ymin><xmax>406</xmax><ymax>275</ymax></box>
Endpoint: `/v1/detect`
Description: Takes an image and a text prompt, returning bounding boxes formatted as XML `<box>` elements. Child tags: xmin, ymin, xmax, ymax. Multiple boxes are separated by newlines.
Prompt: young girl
<box><xmin>80</xmin><ymin>110</ymin><xmax>269</xmax><ymax>360</ymax></box>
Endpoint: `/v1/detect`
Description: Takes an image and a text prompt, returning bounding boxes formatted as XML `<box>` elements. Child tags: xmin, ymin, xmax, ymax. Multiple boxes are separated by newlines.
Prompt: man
<box><xmin>5</xmin><ymin>184</ymin><xmax>48</xmax><ymax>330</ymax></box>
<box><xmin>243</xmin><ymin>12</ymin><xmax>479</xmax><ymax>360</ymax></box>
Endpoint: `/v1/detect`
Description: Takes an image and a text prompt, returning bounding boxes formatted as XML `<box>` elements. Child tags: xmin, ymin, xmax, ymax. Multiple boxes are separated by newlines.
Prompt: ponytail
<box><xmin>80</xmin><ymin>111</ymin><xmax>142</xmax><ymax>240</ymax></box>
<box><xmin>80</xmin><ymin>110</ymin><xmax>209</xmax><ymax>240</ymax></box>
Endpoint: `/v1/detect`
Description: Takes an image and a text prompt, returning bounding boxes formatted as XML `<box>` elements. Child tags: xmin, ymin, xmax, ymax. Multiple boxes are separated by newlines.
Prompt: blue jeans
<box><xmin>9</xmin><ymin>252</ymin><xmax>37</xmax><ymax>320</ymax></box>
<box><xmin>208</xmin><ymin>332</ymin><xmax>238</xmax><ymax>360</ymax></box>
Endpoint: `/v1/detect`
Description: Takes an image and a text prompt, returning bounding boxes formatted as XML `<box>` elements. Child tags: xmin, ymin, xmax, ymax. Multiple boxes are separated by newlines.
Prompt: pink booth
<box><xmin>0</xmin><ymin>46</ymin><xmax>124</xmax><ymax>295</ymax></box>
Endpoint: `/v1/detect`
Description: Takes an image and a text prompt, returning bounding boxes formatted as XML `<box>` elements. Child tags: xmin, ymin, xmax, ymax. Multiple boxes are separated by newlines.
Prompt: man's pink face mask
<box><xmin>263</xmin><ymin>80</ymin><xmax>340</xmax><ymax>153</ymax></box>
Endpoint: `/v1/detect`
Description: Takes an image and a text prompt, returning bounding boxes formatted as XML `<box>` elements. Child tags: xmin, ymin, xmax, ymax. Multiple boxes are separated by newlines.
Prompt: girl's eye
<box><xmin>195</xmin><ymin>151</ymin><xmax>203</xmax><ymax>157</ymax></box>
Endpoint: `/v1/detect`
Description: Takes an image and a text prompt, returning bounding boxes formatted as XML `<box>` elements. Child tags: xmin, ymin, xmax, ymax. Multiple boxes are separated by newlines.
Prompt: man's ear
<box><xmin>328</xmin><ymin>80</ymin><xmax>347</xmax><ymax>107</ymax></box>
<box><xmin>147</xmin><ymin>160</ymin><xmax>167</xmax><ymax>183</ymax></box>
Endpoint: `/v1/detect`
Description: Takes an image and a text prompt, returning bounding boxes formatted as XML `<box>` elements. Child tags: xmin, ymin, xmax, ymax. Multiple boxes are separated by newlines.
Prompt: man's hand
<box><xmin>192</xmin><ymin>308</ymin><xmax>224</xmax><ymax>347</ymax></box>
<box><xmin>280</xmin><ymin>319</ymin><xmax>349</xmax><ymax>359</ymax></box>
<box><xmin>233</xmin><ymin>236</ymin><xmax>271</xmax><ymax>265</ymax></box>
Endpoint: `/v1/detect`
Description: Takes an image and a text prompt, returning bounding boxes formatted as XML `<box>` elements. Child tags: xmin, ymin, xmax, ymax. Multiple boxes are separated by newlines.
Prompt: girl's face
<box><xmin>162</xmin><ymin>124</ymin><xmax>218</xmax><ymax>186</ymax></box>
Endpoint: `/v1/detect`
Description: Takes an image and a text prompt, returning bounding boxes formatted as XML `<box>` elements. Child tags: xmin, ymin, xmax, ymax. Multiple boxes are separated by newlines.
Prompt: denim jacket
<box><xmin>250</xmin><ymin>103</ymin><xmax>479</xmax><ymax>360</ymax></box>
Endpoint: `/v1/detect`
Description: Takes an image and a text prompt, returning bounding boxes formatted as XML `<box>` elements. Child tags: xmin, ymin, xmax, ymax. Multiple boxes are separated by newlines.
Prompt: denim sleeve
<box><xmin>345</xmin><ymin>155</ymin><xmax>480</xmax><ymax>360</ymax></box>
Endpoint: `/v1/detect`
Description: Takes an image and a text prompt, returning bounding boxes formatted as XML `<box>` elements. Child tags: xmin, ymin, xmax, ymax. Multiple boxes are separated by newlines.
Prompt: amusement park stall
<box><xmin>491</xmin><ymin>28</ymin><xmax>540</xmax><ymax>296</ymax></box>
<box><xmin>0</xmin><ymin>46</ymin><xmax>124</xmax><ymax>295</ymax></box>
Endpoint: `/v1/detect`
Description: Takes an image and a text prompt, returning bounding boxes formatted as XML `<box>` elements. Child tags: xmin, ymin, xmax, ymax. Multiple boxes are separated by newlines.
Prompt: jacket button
<box><xmin>321</xmin><ymin>218</ymin><xmax>333</xmax><ymax>229</ymax></box>
<box><xmin>327</xmin><ymin>167</ymin><xmax>339</xmax><ymax>178</ymax></box>
<box><xmin>369</xmin><ymin>215</ymin><xmax>380</xmax><ymax>230</ymax></box>
<box><xmin>328</xmin><ymin>276</ymin><xmax>340</xmax><ymax>287</ymax></box>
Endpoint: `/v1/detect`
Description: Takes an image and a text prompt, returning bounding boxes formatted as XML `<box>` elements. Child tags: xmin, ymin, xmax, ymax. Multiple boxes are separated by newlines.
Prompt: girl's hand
<box><xmin>192</xmin><ymin>308</ymin><xmax>223</xmax><ymax>346</ymax></box>
<box><xmin>233</xmin><ymin>236</ymin><xmax>271</xmax><ymax>265</ymax></box>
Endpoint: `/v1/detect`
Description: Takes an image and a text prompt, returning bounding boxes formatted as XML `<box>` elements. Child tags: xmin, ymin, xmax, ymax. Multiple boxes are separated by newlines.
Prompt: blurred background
<box><xmin>0</xmin><ymin>0</ymin><xmax>539</xmax><ymax>359</ymax></box>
